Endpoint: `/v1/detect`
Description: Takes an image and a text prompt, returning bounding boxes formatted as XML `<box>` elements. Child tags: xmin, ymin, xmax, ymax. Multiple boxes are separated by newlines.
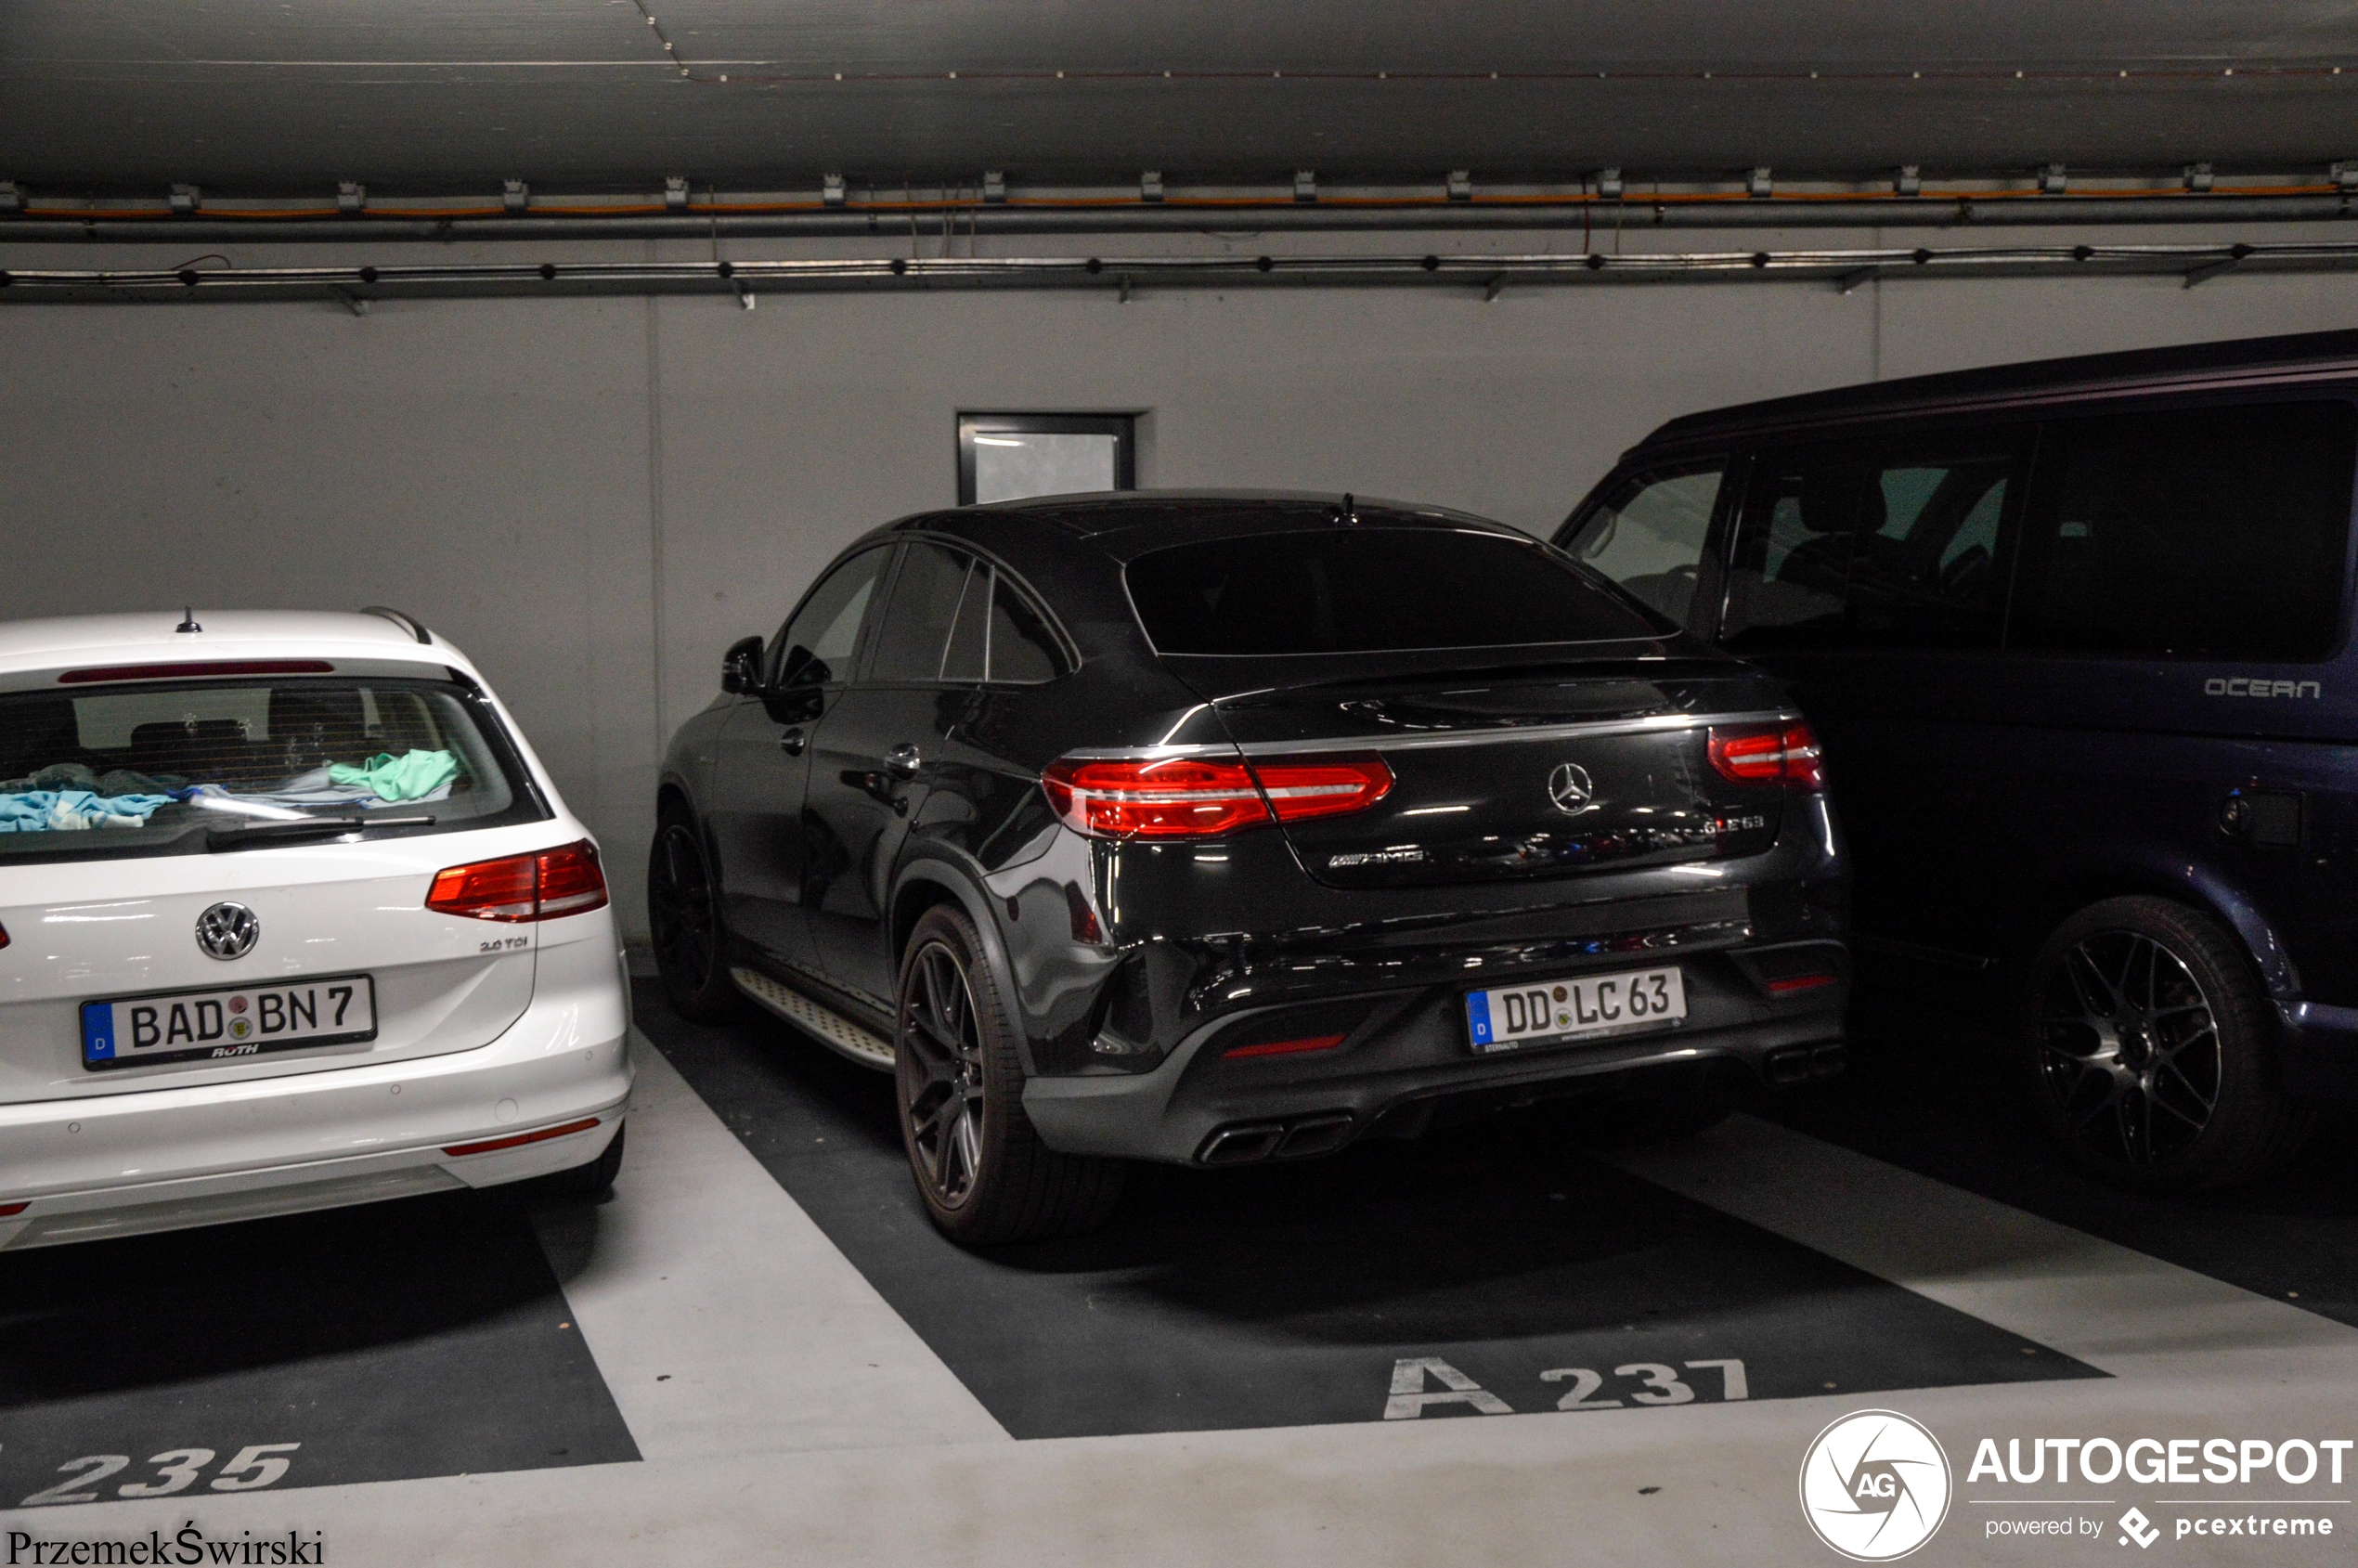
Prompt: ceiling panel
<box><xmin>3</xmin><ymin>2</ymin><xmax>2352</xmax><ymax>194</ymax></box>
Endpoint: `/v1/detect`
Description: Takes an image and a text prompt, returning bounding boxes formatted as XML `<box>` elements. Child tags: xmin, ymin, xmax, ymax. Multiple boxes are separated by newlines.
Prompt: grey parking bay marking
<box><xmin>17</xmin><ymin>1445</ymin><xmax>300</xmax><ymax>1507</ymax></box>
<box><xmin>1382</xmin><ymin>1357</ymin><xmax>1749</xmax><ymax>1419</ymax></box>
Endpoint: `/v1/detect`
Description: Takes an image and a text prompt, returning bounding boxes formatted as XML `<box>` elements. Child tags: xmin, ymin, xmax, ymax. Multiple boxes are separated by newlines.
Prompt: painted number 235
<box><xmin>19</xmin><ymin>1444</ymin><xmax>301</xmax><ymax>1507</ymax></box>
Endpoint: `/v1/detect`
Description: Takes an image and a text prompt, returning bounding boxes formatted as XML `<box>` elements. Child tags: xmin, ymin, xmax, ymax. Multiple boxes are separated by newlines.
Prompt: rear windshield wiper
<box><xmin>205</xmin><ymin>814</ymin><xmax>435</xmax><ymax>850</ymax></box>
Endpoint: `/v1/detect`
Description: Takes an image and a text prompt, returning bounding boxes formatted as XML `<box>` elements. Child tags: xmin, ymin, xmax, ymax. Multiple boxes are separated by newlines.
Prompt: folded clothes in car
<box><xmin>327</xmin><ymin>749</ymin><xmax>460</xmax><ymax>802</ymax></box>
<box><xmin>0</xmin><ymin>789</ymin><xmax>176</xmax><ymax>832</ymax></box>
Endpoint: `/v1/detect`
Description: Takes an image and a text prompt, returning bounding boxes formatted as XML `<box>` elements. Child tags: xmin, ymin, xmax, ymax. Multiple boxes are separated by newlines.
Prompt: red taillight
<box><xmin>1252</xmin><ymin>757</ymin><xmax>1394</xmax><ymax>824</ymax></box>
<box><xmin>536</xmin><ymin>840</ymin><xmax>611</xmax><ymax>917</ymax></box>
<box><xmin>443</xmin><ymin>1117</ymin><xmax>602</xmax><ymax>1158</ymax></box>
<box><xmin>1766</xmin><ymin>973</ymin><xmax>1838</xmax><ymax>997</ymax></box>
<box><xmin>0</xmin><ymin>920</ymin><xmax>8</xmax><ymax>950</ymax></box>
<box><xmin>1708</xmin><ymin>721</ymin><xmax>1825</xmax><ymax>792</ymax></box>
<box><xmin>1041</xmin><ymin>754</ymin><xmax>1393</xmax><ymax>839</ymax></box>
<box><xmin>427</xmin><ymin>839</ymin><xmax>609</xmax><ymax>922</ymax></box>
<box><xmin>0</xmin><ymin>1201</ymin><xmax>26</xmax><ymax>1218</ymax></box>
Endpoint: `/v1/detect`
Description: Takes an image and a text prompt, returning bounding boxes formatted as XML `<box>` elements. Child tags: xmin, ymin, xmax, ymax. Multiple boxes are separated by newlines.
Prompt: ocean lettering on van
<box><xmin>2205</xmin><ymin>678</ymin><xmax>2322</xmax><ymax>700</ymax></box>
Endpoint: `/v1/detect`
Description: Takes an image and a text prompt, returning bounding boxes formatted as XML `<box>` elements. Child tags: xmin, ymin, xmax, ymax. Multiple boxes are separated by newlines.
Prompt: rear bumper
<box><xmin>0</xmin><ymin>945</ymin><xmax>632</xmax><ymax>1250</ymax></box>
<box><xmin>1024</xmin><ymin>944</ymin><xmax>1846</xmax><ymax>1165</ymax></box>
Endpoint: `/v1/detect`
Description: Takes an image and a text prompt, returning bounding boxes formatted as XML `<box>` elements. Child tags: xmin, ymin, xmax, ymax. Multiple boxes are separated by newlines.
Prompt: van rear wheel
<box><xmin>2023</xmin><ymin>896</ymin><xmax>2312</xmax><ymax>1191</ymax></box>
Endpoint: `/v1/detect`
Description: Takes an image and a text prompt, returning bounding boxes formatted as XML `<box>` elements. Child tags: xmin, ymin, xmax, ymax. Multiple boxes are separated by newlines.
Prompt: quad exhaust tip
<box><xmin>1765</xmin><ymin>1042</ymin><xmax>1846</xmax><ymax>1086</ymax></box>
<box><xmin>1198</xmin><ymin>1111</ymin><xmax>1354</xmax><ymax>1166</ymax></box>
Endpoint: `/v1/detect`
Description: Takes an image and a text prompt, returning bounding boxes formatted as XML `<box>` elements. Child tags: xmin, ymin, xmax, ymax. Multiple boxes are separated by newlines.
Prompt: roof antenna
<box><xmin>1339</xmin><ymin>492</ymin><xmax>1359</xmax><ymax>525</ymax></box>
<box><xmin>175</xmin><ymin>606</ymin><xmax>202</xmax><ymax>634</ymax></box>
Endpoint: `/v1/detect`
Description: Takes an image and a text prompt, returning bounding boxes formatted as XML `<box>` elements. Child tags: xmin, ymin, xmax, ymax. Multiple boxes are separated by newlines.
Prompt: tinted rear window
<box><xmin>0</xmin><ymin>673</ymin><xmax>543</xmax><ymax>862</ymax></box>
<box><xmin>2010</xmin><ymin>401</ymin><xmax>2356</xmax><ymax>660</ymax></box>
<box><xmin>1124</xmin><ymin>528</ymin><xmax>1661</xmax><ymax>655</ymax></box>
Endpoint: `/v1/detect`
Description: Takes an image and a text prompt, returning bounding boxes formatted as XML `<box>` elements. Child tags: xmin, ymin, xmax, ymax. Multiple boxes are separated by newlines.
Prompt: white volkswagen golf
<box><xmin>0</xmin><ymin>608</ymin><xmax>631</xmax><ymax>1249</ymax></box>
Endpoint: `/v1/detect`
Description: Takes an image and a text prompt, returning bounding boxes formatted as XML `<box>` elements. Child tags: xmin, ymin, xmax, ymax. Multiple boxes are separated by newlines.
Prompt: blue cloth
<box><xmin>0</xmin><ymin>790</ymin><xmax>175</xmax><ymax>833</ymax></box>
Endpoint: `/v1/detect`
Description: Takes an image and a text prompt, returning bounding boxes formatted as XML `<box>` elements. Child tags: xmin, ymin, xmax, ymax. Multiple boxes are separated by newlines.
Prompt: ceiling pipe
<box><xmin>0</xmin><ymin>194</ymin><xmax>2352</xmax><ymax>246</ymax></box>
<box><xmin>5</xmin><ymin>240</ymin><xmax>2357</xmax><ymax>303</ymax></box>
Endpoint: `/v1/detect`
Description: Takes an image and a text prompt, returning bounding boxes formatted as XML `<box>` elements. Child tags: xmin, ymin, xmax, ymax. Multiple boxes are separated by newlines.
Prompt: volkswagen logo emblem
<box><xmin>1547</xmin><ymin>761</ymin><xmax>1599</xmax><ymax>816</ymax></box>
<box><xmin>195</xmin><ymin>901</ymin><xmax>260</xmax><ymax>961</ymax></box>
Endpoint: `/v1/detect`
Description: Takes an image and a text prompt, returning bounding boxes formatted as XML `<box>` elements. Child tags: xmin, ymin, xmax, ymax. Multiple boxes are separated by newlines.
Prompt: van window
<box><xmin>2010</xmin><ymin>402</ymin><xmax>2356</xmax><ymax>660</ymax></box>
<box><xmin>1722</xmin><ymin>443</ymin><xmax>2018</xmax><ymax>651</ymax></box>
<box><xmin>1561</xmin><ymin>466</ymin><xmax>1723</xmax><ymax>626</ymax></box>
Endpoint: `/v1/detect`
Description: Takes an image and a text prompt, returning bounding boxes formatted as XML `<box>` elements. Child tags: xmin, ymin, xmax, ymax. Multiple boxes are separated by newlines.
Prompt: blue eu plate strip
<box><xmin>1465</xmin><ymin>991</ymin><xmax>1493</xmax><ymax>1047</ymax></box>
<box><xmin>81</xmin><ymin>1001</ymin><xmax>115</xmax><ymax>1062</ymax></box>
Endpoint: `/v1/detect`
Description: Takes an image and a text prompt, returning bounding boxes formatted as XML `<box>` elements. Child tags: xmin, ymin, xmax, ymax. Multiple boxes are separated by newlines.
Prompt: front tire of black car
<box><xmin>2022</xmin><ymin>895</ymin><xmax>2313</xmax><ymax>1192</ymax></box>
<box><xmin>895</xmin><ymin>904</ymin><xmax>1127</xmax><ymax>1246</ymax></box>
<box><xmin>647</xmin><ymin>812</ymin><xmax>743</xmax><ymax>1023</ymax></box>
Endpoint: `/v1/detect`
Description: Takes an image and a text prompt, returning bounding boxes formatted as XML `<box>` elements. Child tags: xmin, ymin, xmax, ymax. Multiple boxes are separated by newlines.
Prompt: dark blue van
<box><xmin>1555</xmin><ymin>329</ymin><xmax>2358</xmax><ymax>1191</ymax></box>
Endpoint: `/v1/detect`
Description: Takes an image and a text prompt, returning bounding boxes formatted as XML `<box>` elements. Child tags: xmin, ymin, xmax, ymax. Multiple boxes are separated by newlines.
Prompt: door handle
<box><xmin>883</xmin><ymin>743</ymin><xmax>921</xmax><ymax>779</ymax></box>
<box><xmin>779</xmin><ymin>727</ymin><xmax>807</xmax><ymax>757</ymax></box>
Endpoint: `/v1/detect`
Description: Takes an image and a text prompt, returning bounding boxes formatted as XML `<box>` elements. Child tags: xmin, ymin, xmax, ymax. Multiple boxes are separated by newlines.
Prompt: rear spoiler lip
<box><xmin>1060</xmin><ymin>708</ymin><xmax>1800</xmax><ymax>762</ymax></box>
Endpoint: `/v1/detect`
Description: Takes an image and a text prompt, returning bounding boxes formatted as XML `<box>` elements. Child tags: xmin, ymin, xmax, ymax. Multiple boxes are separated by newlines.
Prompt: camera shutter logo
<box><xmin>196</xmin><ymin>902</ymin><xmax>260</xmax><ymax>961</ymax></box>
<box><xmin>1548</xmin><ymin>761</ymin><xmax>1598</xmax><ymax>816</ymax></box>
<box><xmin>1798</xmin><ymin>1409</ymin><xmax>1952</xmax><ymax>1561</ymax></box>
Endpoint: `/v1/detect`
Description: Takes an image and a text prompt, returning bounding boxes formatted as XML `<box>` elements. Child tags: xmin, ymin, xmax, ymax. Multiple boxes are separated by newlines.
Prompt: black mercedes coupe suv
<box><xmin>651</xmin><ymin>493</ymin><xmax>1848</xmax><ymax>1244</ymax></box>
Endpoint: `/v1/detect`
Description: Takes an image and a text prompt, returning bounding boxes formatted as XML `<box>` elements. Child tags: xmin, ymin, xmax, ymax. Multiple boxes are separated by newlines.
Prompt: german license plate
<box><xmin>1464</xmin><ymin>966</ymin><xmax>1685</xmax><ymax>1055</ymax></box>
<box><xmin>81</xmin><ymin>975</ymin><xmax>377</xmax><ymax>1070</ymax></box>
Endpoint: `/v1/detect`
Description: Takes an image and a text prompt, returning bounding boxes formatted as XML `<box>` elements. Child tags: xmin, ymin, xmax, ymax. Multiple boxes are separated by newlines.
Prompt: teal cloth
<box><xmin>0</xmin><ymin>789</ymin><xmax>175</xmax><ymax>832</ymax></box>
<box><xmin>326</xmin><ymin>750</ymin><xmax>460</xmax><ymax>803</ymax></box>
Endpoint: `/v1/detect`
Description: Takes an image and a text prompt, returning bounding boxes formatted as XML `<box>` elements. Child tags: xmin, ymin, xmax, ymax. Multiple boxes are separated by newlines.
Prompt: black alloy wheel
<box><xmin>900</xmin><ymin>937</ymin><xmax>989</xmax><ymax>1207</ymax></box>
<box><xmin>647</xmin><ymin>815</ymin><xmax>742</xmax><ymax>1022</ymax></box>
<box><xmin>2024</xmin><ymin>896</ymin><xmax>2311</xmax><ymax>1191</ymax></box>
<box><xmin>893</xmin><ymin>904</ymin><xmax>1125</xmax><ymax>1245</ymax></box>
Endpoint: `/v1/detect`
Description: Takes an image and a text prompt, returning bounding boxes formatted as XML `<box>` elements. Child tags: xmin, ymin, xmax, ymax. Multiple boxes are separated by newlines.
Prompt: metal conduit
<box><xmin>3</xmin><ymin>241</ymin><xmax>2353</xmax><ymax>305</ymax></box>
<box><xmin>1</xmin><ymin>196</ymin><xmax>2354</xmax><ymax>246</ymax></box>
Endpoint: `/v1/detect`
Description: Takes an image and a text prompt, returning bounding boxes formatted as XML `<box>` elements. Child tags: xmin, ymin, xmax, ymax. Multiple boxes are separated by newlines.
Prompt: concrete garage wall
<box><xmin>4</xmin><ymin>227</ymin><xmax>2356</xmax><ymax>940</ymax></box>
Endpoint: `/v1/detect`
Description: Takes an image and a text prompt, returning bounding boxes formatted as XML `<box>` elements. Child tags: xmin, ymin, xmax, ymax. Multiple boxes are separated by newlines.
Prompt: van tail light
<box><xmin>427</xmin><ymin>839</ymin><xmax>609</xmax><ymax>922</ymax></box>
<box><xmin>0</xmin><ymin>920</ymin><xmax>8</xmax><ymax>950</ymax></box>
<box><xmin>1041</xmin><ymin>754</ymin><xmax>1393</xmax><ymax>839</ymax></box>
<box><xmin>1707</xmin><ymin>721</ymin><xmax>1825</xmax><ymax>792</ymax></box>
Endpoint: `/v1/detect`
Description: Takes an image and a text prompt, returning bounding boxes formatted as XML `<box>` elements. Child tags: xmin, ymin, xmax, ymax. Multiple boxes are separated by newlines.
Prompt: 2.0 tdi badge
<box><xmin>195</xmin><ymin>901</ymin><xmax>261</xmax><ymax>961</ymax></box>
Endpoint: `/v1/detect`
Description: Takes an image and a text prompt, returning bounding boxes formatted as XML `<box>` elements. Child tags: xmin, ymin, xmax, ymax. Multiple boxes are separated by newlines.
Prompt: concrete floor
<box><xmin>5</xmin><ymin>988</ymin><xmax>2356</xmax><ymax>1565</ymax></box>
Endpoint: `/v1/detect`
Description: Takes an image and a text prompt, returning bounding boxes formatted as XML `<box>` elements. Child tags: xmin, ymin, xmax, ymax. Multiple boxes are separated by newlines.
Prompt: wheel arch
<box><xmin>2015</xmin><ymin>846</ymin><xmax>2299</xmax><ymax>1000</ymax></box>
<box><xmin>891</xmin><ymin>858</ymin><xmax>1038</xmax><ymax>1076</ymax></box>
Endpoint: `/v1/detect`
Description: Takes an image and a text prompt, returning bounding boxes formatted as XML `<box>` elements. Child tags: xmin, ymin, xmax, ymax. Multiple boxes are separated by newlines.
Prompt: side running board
<box><xmin>730</xmin><ymin>966</ymin><xmax>897</xmax><ymax>1072</ymax></box>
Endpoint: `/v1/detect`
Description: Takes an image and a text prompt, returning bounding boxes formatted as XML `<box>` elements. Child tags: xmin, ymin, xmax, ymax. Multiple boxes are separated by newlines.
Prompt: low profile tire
<box><xmin>647</xmin><ymin>813</ymin><xmax>743</xmax><ymax>1023</ymax></box>
<box><xmin>529</xmin><ymin>1122</ymin><xmax>626</xmax><ymax>1202</ymax></box>
<box><xmin>2024</xmin><ymin>896</ymin><xmax>2313</xmax><ymax>1192</ymax></box>
<box><xmin>894</xmin><ymin>905</ymin><xmax>1126</xmax><ymax>1246</ymax></box>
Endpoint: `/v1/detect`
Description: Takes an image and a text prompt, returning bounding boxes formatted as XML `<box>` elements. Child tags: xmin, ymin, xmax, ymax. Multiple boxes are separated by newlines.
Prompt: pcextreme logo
<box><xmin>1800</xmin><ymin>1409</ymin><xmax>1955</xmax><ymax>1562</ymax></box>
